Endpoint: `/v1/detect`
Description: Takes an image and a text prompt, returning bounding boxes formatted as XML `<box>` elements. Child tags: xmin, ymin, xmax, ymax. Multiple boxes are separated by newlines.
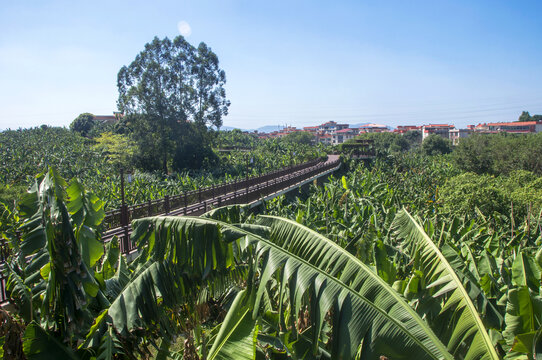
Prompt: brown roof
<box><xmin>336</xmin><ymin>128</ymin><xmax>358</xmax><ymax>133</ymax></box>
<box><xmin>424</xmin><ymin>124</ymin><xmax>453</xmax><ymax>128</ymax></box>
<box><xmin>487</xmin><ymin>121</ymin><xmax>539</xmax><ymax>127</ymax></box>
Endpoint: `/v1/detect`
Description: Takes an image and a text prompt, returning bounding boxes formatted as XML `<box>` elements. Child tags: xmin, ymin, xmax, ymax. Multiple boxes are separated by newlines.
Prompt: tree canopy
<box><xmin>282</xmin><ymin>130</ymin><xmax>314</xmax><ymax>145</ymax></box>
<box><xmin>453</xmin><ymin>132</ymin><xmax>542</xmax><ymax>175</ymax></box>
<box><xmin>69</xmin><ymin>113</ymin><xmax>95</xmax><ymax>137</ymax></box>
<box><xmin>117</xmin><ymin>36</ymin><xmax>229</xmax><ymax>172</ymax></box>
<box><xmin>92</xmin><ymin>132</ymin><xmax>136</xmax><ymax>170</ymax></box>
<box><xmin>517</xmin><ymin>111</ymin><xmax>542</xmax><ymax>122</ymax></box>
<box><xmin>421</xmin><ymin>134</ymin><xmax>452</xmax><ymax>156</ymax></box>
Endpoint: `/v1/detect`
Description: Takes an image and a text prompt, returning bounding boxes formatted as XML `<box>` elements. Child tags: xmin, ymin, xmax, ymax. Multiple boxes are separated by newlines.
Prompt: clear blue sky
<box><xmin>1</xmin><ymin>0</ymin><xmax>541</xmax><ymax>130</ymax></box>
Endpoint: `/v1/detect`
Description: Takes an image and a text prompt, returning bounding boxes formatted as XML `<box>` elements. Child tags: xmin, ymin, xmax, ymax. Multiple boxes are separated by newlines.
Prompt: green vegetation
<box><xmin>69</xmin><ymin>112</ymin><xmax>96</xmax><ymax>137</ymax></box>
<box><xmin>3</xmin><ymin>51</ymin><xmax>542</xmax><ymax>358</ymax></box>
<box><xmin>453</xmin><ymin>132</ymin><xmax>542</xmax><ymax>175</ymax></box>
<box><xmin>263</xmin><ymin>153</ymin><xmax>542</xmax><ymax>359</ymax></box>
<box><xmin>92</xmin><ymin>132</ymin><xmax>137</xmax><ymax>170</ymax></box>
<box><xmin>117</xmin><ymin>36</ymin><xmax>230</xmax><ymax>173</ymax></box>
<box><xmin>3</xmin><ymin>153</ymin><xmax>542</xmax><ymax>358</ymax></box>
<box><xmin>0</xmin><ymin>126</ymin><xmax>327</xmax><ymax>212</ymax></box>
<box><xmin>439</xmin><ymin>170</ymin><xmax>542</xmax><ymax>219</ymax></box>
<box><xmin>421</xmin><ymin>133</ymin><xmax>452</xmax><ymax>155</ymax></box>
<box><xmin>518</xmin><ymin>111</ymin><xmax>542</xmax><ymax>122</ymax></box>
<box><xmin>282</xmin><ymin>130</ymin><xmax>315</xmax><ymax>145</ymax></box>
<box><xmin>345</xmin><ymin>131</ymin><xmax>422</xmax><ymax>155</ymax></box>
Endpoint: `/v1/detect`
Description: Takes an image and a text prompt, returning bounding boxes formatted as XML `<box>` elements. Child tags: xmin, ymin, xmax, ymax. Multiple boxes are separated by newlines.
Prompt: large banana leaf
<box><xmin>392</xmin><ymin>209</ymin><xmax>499</xmax><ymax>360</ymax></box>
<box><xmin>207</xmin><ymin>290</ymin><xmax>257</xmax><ymax>360</ymax></box>
<box><xmin>101</xmin><ymin>216</ymin><xmax>247</xmax><ymax>339</ymax></box>
<box><xmin>23</xmin><ymin>322</ymin><xmax>78</xmax><ymax>360</ymax></box>
<box><xmin>16</xmin><ymin>168</ymin><xmax>102</xmax><ymax>337</ymax></box>
<box><xmin>132</xmin><ymin>215</ymin><xmax>453</xmax><ymax>360</ymax></box>
<box><xmin>256</xmin><ymin>215</ymin><xmax>451</xmax><ymax>359</ymax></box>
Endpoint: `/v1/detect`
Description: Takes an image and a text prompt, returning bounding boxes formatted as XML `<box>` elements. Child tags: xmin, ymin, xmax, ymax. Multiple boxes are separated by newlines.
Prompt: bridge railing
<box><xmin>102</xmin><ymin>158</ymin><xmax>322</xmax><ymax>230</ymax></box>
<box><xmin>0</xmin><ymin>156</ymin><xmax>341</xmax><ymax>304</ymax></box>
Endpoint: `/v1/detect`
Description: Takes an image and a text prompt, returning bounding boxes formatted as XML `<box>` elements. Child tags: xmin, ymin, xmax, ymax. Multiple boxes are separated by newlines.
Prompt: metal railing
<box><xmin>102</xmin><ymin>159</ymin><xmax>322</xmax><ymax>231</ymax></box>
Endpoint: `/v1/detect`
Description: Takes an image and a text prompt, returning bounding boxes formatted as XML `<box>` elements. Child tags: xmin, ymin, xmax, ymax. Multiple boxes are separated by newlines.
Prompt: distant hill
<box><xmin>221</xmin><ymin>125</ymin><xmax>285</xmax><ymax>133</ymax></box>
<box><xmin>219</xmin><ymin>126</ymin><xmax>245</xmax><ymax>131</ymax></box>
<box><xmin>349</xmin><ymin>122</ymin><xmax>370</xmax><ymax>128</ymax></box>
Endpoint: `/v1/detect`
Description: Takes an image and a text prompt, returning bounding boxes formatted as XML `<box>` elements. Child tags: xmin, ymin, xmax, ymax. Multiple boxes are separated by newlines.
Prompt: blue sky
<box><xmin>1</xmin><ymin>0</ymin><xmax>541</xmax><ymax>130</ymax></box>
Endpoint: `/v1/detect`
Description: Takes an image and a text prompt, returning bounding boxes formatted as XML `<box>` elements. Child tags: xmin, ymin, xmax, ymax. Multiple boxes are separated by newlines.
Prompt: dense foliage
<box><xmin>344</xmin><ymin>131</ymin><xmax>422</xmax><ymax>156</ymax></box>
<box><xmin>264</xmin><ymin>153</ymin><xmax>542</xmax><ymax>359</ymax></box>
<box><xmin>3</xmin><ymin>114</ymin><xmax>542</xmax><ymax>358</ymax></box>
<box><xmin>453</xmin><ymin>132</ymin><xmax>542</xmax><ymax>175</ymax></box>
<box><xmin>0</xmin><ymin>127</ymin><xmax>327</xmax><ymax>212</ymax></box>
<box><xmin>69</xmin><ymin>113</ymin><xmax>96</xmax><ymax>137</ymax></box>
<box><xmin>117</xmin><ymin>36</ymin><xmax>230</xmax><ymax>173</ymax></box>
<box><xmin>3</xmin><ymin>158</ymin><xmax>542</xmax><ymax>359</ymax></box>
<box><xmin>421</xmin><ymin>133</ymin><xmax>453</xmax><ymax>155</ymax></box>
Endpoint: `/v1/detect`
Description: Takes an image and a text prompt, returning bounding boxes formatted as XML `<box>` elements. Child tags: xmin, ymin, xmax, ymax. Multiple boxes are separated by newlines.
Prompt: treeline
<box><xmin>442</xmin><ymin>132</ymin><xmax>542</xmax><ymax>219</ymax></box>
<box><xmin>343</xmin><ymin>131</ymin><xmax>452</xmax><ymax>156</ymax></box>
<box><xmin>345</xmin><ymin>130</ymin><xmax>542</xmax><ymax>176</ymax></box>
<box><xmin>338</xmin><ymin>131</ymin><xmax>542</xmax><ymax>220</ymax></box>
<box><xmin>440</xmin><ymin>170</ymin><xmax>542</xmax><ymax>219</ymax></box>
<box><xmin>452</xmin><ymin>132</ymin><xmax>542</xmax><ymax>175</ymax></box>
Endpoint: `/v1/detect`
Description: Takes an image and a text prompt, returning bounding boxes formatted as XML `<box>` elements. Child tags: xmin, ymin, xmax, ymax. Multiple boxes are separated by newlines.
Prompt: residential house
<box><xmin>449</xmin><ymin>128</ymin><xmax>472</xmax><ymax>145</ymax></box>
<box><xmin>331</xmin><ymin>128</ymin><xmax>360</xmax><ymax>145</ymax></box>
<box><xmin>422</xmin><ymin>124</ymin><xmax>455</xmax><ymax>140</ymax></box>
<box><xmin>394</xmin><ymin>125</ymin><xmax>421</xmax><ymax>134</ymax></box>
<box><xmin>318</xmin><ymin>121</ymin><xmax>349</xmax><ymax>134</ymax></box>
<box><xmin>474</xmin><ymin>121</ymin><xmax>542</xmax><ymax>134</ymax></box>
<box><xmin>358</xmin><ymin>123</ymin><xmax>389</xmax><ymax>133</ymax></box>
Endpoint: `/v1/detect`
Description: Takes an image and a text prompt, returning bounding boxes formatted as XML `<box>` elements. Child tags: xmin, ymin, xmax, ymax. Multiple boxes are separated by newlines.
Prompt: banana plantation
<box><xmin>2</xmin><ymin>149</ymin><xmax>542</xmax><ymax>359</ymax></box>
<box><xmin>0</xmin><ymin>127</ymin><xmax>326</xmax><ymax>210</ymax></box>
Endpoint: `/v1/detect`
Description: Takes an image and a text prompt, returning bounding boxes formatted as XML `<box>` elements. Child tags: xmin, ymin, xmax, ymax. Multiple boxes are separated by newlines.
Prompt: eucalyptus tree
<box><xmin>193</xmin><ymin>42</ymin><xmax>230</xmax><ymax>129</ymax></box>
<box><xmin>117</xmin><ymin>36</ymin><xmax>230</xmax><ymax>173</ymax></box>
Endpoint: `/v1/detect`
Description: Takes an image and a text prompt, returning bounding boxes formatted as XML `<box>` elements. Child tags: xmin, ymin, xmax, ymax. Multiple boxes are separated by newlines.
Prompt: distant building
<box><xmin>317</xmin><ymin>133</ymin><xmax>333</xmax><ymax>144</ymax></box>
<box><xmin>318</xmin><ymin>121</ymin><xmax>349</xmax><ymax>134</ymax></box>
<box><xmin>449</xmin><ymin>128</ymin><xmax>472</xmax><ymax>145</ymax></box>
<box><xmin>358</xmin><ymin>123</ymin><xmax>389</xmax><ymax>133</ymax></box>
<box><xmin>274</xmin><ymin>126</ymin><xmax>300</xmax><ymax>138</ymax></box>
<box><xmin>394</xmin><ymin>125</ymin><xmax>421</xmax><ymax>134</ymax></box>
<box><xmin>302</xmin><ymin>126</ymin><xmax>319</xmax><ymax>135</ymax></box>
<box><xmin>262</xmin><ymin>126</ymin><xmax>300</xmax><ymax>139</ymax></box>
<box><xmin>332</xmin><ymin>128</ymin><xmax>359</xmax><ymax>145</ymax></box>
<box><xmin>422</xmin><ymin>124</ymin><xmax>455</xmax><ymax>140</ymax></box>
<box><xmin>94</xmin><ymin>115</ymin><xmax>120</xmax><ymax>124</ymax></box>
<box><xmin>474</xmin><ymin>121</ymin><xmax>542</xmax><ymax>134</ymax></box>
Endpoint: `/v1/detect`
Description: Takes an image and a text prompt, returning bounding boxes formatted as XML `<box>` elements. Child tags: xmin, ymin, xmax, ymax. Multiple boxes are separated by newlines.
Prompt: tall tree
<box><xmin>193</xmin><ymin>43</ymin><xmax>230</xmax><ymax>128</ymax></box>
<box><xmin>518</xmin><ymin>111</ymin><xmax>531</xmax><ymax>122</ymax></box>
<box><xmin>117</xmin><ymin>36</ymin><xmax>229</xmax><ymax>172</ymax></box>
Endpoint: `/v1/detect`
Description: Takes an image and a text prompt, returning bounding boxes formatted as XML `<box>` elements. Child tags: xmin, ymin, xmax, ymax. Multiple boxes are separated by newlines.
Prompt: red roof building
<box><xmin>332</xmin><ymin>128</ymin><xmax>360</xmax><ymax>144</ymax></box>
<box><xmin>422</xmin><ymin>124</ymin><xmax>455</xmax><ymax>140</ymax></box>
<box><xmin>358</xmin><ymin>123</ymin><xmax>389</xmax><ymax>133</ymax></box>
<box><xmin>475</xmin><ymin>121</ymin><xmax>542</xmax><ymax>134</ymax></box>
<box><xmin>318</xmin><ymin>121</ymin><xmax>349</xmax><ymax>134</ymax></box>
<box><xmin>394</xmin><ymin>125</ymin><xmax>421</xmax><ymax>134</ymax></box>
